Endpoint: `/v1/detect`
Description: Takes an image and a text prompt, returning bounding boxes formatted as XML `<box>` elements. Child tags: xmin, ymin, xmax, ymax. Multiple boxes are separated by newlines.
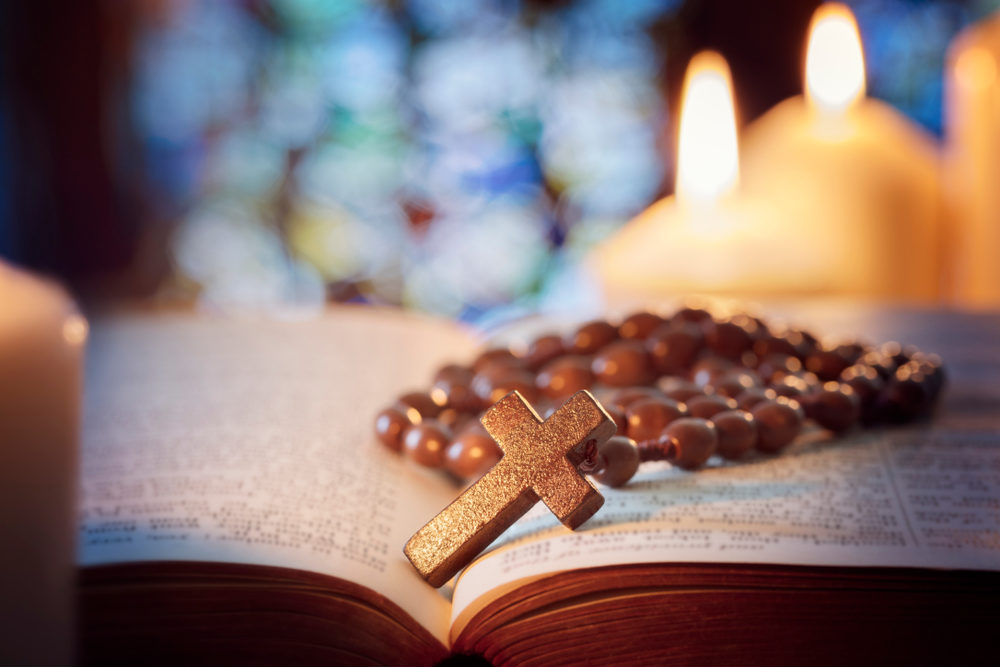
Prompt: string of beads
<box><xmin>374</xmin><ymin>307</ymin><xmax>945</xmax><ymax>488</ymax></box>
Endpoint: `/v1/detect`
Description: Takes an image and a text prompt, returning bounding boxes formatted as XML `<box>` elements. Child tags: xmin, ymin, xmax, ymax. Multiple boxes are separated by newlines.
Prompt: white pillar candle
<box><xmin>589</xmin><ymin>51</ymin><xmax>824</xmax><ymax>306</ymax></box>
<box><xmin>741</xmin><ymin>3</ymin><xmax>945</xmax><ymax>303</ymax></box>
<box><xmin>0</xmin><ymin>260</ymin><xmax>86</xmax><ymax>666</ymax></box>
<box><xmin>945</xmin><ymin>10</ymin><xmax>1000</xmax><ymax>308</ymax></box>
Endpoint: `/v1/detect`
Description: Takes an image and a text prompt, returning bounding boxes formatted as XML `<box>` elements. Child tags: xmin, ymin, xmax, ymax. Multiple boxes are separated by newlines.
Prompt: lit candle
<box><xmin>589</xmin><ymin>51</ymin><xmax>824</xmax><ymax>305</ymax></box>
<box><xmin>0</xmin><ymin>260</ymin><xmax>86</xmax><ymax>665</ymax></box>
<box><xmin>945</xmin><ymin>10</ymin><xmax>1000</xmax><ymax>308</ymax></box>
<box><xmin>741</xmin><ymin>3</ymin><xmax>944</xmax><ymax>303</ymax></box>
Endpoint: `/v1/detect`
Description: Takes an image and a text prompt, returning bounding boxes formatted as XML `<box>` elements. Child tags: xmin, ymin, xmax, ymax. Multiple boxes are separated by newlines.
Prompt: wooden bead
<box><xmin>433</xmin><ymin>363</ymin><xmax>474</xmax><ymax>385</ymax></box>
<box><xmin>711</xmin><ymin>409</ymin><xmax>757</xmax><ymax>459</ymax></box>
<box><xmin>565</xmin><ymin>320</ymin><xmax>618</xmax><ymax>354</ymax></box>
<box><xmin>403</xmin><ymin>421</ymin><xmax>453</xmax><ymax>467</ymax></box>
<box><xmin>801</xmin><ymin>382</ymin><xmax>860</xmax><ymax>433</ymax></box>
<box><xmin>606</xmin><ymin>386</ymin><xmax>662</xmax><ymax>410</ymax></box>
<box><xmin>375</xmin><ymin>406</ymin><xmax>419</xmax><ymax>452</ymax></box>
<box><xmin>604</xmin><ymin>404</ymin><xmax>628</xmax><ymax>435</ymax></box>
<box><xmin>804</xmin><ymin>349</ymin><xmax>851</xmax><ymax>382</ymax></box>
<box><xmin>686</xmin><ymin>394</ymin><xmax>737</xmax><ymax>420</ymax></box>
<box><xmin>657</xmin><ymin>377</ymin><xmax>703</xmax><ymax>402</ymax></box>
<box><xmin>626</xmin><ymin>397</ymin><xmax>687</xmax><ymax>442</ymax></box>
<box><xmin>756</xmin><ymin>353</ymin><xmax>803</xmax><ymax>383</ymax></box>
<box><xmin>707</xmin><ymin>369</ymin><xmax>763</xmax><ymax>398</ymax></box>
<box><xmin>472</xmin><ymin>348</ymin><xmax>521</xmax><ymax>373</ymax></box>
<box><xmin>536</xmin><ymin>355</ymin><xmax>594</xmax><ymax>400</ymax></box>
<box><xmin>445</xmin><ymin>430</ymin><xmax>502</xmax><ymax>480</ymax></box>
<box><xmin>646</xmin><ymin>322</ymin><xmax>704</xmax><ymax>375</ymax></box>
<box><xmin>618</xmin><ymin>312</ymin><xmax>664</xmax><ymax>340</ymax></box>
<box><xmin>430</xmin><ymin>378</ymin><xmax>481</xmax><ymax>412</ymax></box>
<box><xmin>702</xmin><ymin>318</ymin><xmax>756</xmax><ymax>361</ymax></box>
<box><xmin>751</xmin><ymin>398</ymin><xmax>803</xmax><ymax>453</ymax></box>
<box><xmin>593</xmin><ymin>436</ymin><xmax>640</xmax><ymax>487</ymax></box>
<box><xmin>661</xmin><ymin>417</ymin><xmax>718</xmax><ymax>470</ymax></box>
<box><xmin>840</xmin><ymin>363</ymin><xmax>885</xmax><ymax>424</ymax></box>
<box><xmin>691</xmin><ymin>357</ymin><xmax>734</xmax><ymax>388</ymax></box>
<box><xmin>524</xmin><ymin>334</ymin><xmax>565</xmax><ymax>371</ymax></box>
<box><xmin>672</xmin><ymin>306</ymin><xmax>713</xmax><ymax>324</ymax></box>
<box><xmin>734</xmin><ymin>387</ymin><xmax>778</xmax><ymax>411</ymax></box>
<box><xmin>397</xmin><ymin>391</ymin><xmax>443</xmax><ymax>419</ymax></box>
<box><xmin>592</xmin><ymin>339</ymin><xmax>653</xmax><ymax>387</ymax></box>
<box><xmin>473</xmin><ymin>367</ymin><xmax>538</xmax><ymax>405</ymax></box>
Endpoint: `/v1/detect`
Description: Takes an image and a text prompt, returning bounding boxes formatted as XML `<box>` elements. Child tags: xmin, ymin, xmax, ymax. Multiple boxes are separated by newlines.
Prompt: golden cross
<box><xmin>404</xmin><ymin>390</ymin><xmax>615</xmax><ymax>587</ymax></box>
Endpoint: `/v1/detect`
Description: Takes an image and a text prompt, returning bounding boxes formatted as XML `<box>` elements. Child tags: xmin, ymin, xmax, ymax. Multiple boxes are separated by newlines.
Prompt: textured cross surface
<box><xmin>404</xmin><ymin>390</ymin><xmax>615</xmax><ymax>587</ymax></box>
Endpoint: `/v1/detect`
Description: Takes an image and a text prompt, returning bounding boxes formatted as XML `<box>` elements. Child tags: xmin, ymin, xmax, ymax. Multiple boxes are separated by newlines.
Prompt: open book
<box><xmin>79</xmin><ymin>307</ymin><xmax>1000</xmax><ymax>665</ymax></box>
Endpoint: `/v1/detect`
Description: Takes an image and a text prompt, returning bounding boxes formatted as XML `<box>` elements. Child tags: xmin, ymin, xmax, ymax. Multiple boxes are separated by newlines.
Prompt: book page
<box><xmin>79</xmin><ymin>307</ymin><xmax>479</xmax><ymax>643</ymax></box>
<box><xmin>452</xmin><ymin>428</ymin><xmax>1000</xmax><ymax>630</ymax></box>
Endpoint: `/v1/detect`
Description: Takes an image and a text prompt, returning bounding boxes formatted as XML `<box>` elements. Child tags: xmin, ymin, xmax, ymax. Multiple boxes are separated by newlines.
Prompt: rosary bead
<box><xmin>397</xmin><ymin>391</ymin><xmax>443</xmax><ymax>419</ymax></box>
<box><xmin>375</xmin><ymin>406</ymin><xmax>419</xmax><ymax>452</ymax></box>
<box><xmin>536</xmin><ymin>355</ymin><xmax>595</xmax><ymax>400</ymax></box>
<box><xmin>661</xmin><ymin>417</ymin><xmax>718</xmax><ymax>470</ymax></box>
<box><xmin>770</xmin><ymin>371</ymin><xmax>819</xmax><ymax>399</ymax></box>
<box><xmin>434</xmin><ymin>363</ymin><xmax>474</xmax><ymax>386</ymax></box>
<box><xmin>445</xmin><ymin>428</ymin><xmax>502</xmax><ymax>480</ymax></box>
<box><xmin>756</xmin><ymin>353</ymin><xmax>803</xmax><ymax>383</ymax></box>
<box><xmin>879</xmin><ymin>362</ymin><xmax>934</xmax><ymax>423</ymax></box>
<box><xmin>859</xmin><ymin>349</ymin><xmax>898</xmax><ymax>381</ymax></box>
<box><xmin>404</xmin><ymin>421</ymin><xmax>453</xmax><ymax>467</ymax></box>
<box><xmin>711</xmin><ymin>409</ymin><xmax>758</xmax><ymax>459</ymax></box>
<box><xmin>472</xmin><ymin>348</ymin><xmax>522</xmax><ymax>373</ymax></box>
<box><xmin>702</xmin><ymin>317</ymin><xmax>757</xmax><ymax>361</ymax></box>
<box><xmin>606</xmin><ymin>386</ymin><xmax>663</xmax><ymax>410</ymax></box>
<box><xmin>734</xmin><ymin>387</ymin><xmax>778</xmax><ymax>411</ymax></box>
<box><xmin>672</xmin><ymin>306</ymin><xmax>713</xmax><ymax>324</ymax></box>
<box><xmin>753</xmin><ymin>332</ymin><xmax>801</xmax><ymax>359</ymax></box>
<box><xmin>593</xmin><ymin>436</ymin><xmax>641</xmax><ymax>487</ymax></box>
<box><xmin>751</xmin><ymin>397</ymin><xmax>803</xmax><ymax>453</ymax></box>
<box><xmin>691</xmin><ymin>357</ymin><xmax>734</xmax><ymax>388</ymax></box>
<box><xmin>686</xmin><ymin>394</ymin><xmax>738</xmax><ymax>419</ymax></box>
<box><xmin>593</xmin><ymin>339</ymin><xmax>654</xmax><ymax>387</ymax></box>
<box><xmin>840</xmin><ymin>363</ymin><xmax>885</xmax><ymax>423</ymax></box>
<box><xmin>524</xmin><ymin>334</ymin><xmax>565</xmax><ymax>371</ymax></box>
<box><xmin>707</xmin><ymin>369</ymin><xmax>763</xmax><ymax>398</ymax></box>
<box><xmin>801</xmin><ymin>382</ymin><xmax>860</xmax><ymax>433</ymax></box>
<box><xmin>566</xmin><ymin>320</ymin><xmax>618</xmax><ymax>355</ymax></box>
<box><xmin>605</xmin><ymin>403</ymin><xmax>628</xmax><ymax>435</ymax></box>
<box><xmin>646</xmin><ymin>321</ymin><xmax>704</xmax><ymax>375</ymax></box>
<box><xmin>473</xmin><ymin>366</ymin><xmax>538</xmax><ymax>405</ymax></box>
<box><xmin>804</xmin><ymin>349</ymin><xmax>851</xmax><ymax>382</ymax></box>
<box><xmin>657</xmin><ymin>377</ymin><xmax>703</xmax><ymax>402</ymax></box>
<box><xmin>618</xmin><ymin>311</ymin><xmax>664</xmax><ymax>340</ymax></box>
<box><xmin>431</xmin><ymin>378</ymin><xmax>482</xmax><ymax>413</ymax></box>
<box><xmin>626</xmin><ymin>396</ymin><xmax>687</xmax><ymax>442</ymax></box>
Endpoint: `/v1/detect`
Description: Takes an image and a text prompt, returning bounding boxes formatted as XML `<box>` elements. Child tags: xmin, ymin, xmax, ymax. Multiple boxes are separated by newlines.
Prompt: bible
<box><xmin>79</xmin><ymin>307</ymin><xmax>1000</xmax><ymax>665</ymax></box>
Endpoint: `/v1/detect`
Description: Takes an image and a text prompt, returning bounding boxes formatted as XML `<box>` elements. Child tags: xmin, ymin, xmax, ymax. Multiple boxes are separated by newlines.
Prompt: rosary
<box><xmin>377</xmin><ymin>307</ymin><xmax>945</xmax><ymax>586</ymax></box>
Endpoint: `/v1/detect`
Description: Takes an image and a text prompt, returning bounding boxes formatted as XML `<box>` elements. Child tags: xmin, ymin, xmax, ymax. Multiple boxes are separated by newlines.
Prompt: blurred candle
<box><xmin>946</xmin><ymin>10</ymin><xmax>1000</xmax><ymax>308</ymax></box>
<box><xmin>0</xmin><ymin>260</ymin><xmax>86</xmax><ymax>666</ymax></box>
<box><xmin>741</xmin><ymin>3</ymin><xmax>944</xmax><ymax>303</ymax></box>
<box><xmin>589</xmin><ymin>51</ymin><xmax>824</xmax><ymax>304</ymax></box>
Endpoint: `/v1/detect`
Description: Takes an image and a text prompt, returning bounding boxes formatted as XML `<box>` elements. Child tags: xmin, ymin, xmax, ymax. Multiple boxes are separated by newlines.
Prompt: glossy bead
<box><xmin>646</xmin><ymin>322</ymin><xmax>704</xmax><ymax>375</ymax></box>
<box><xmin>840</xmin><ymin>363</ymin><xmax>885</xmax><ymax>423</ymax></box>
<box><xmin>604</xmin><ymin>404</ymin><xmax>628</xmax><ymax>435</ymax></box>
<box><xmin>430</xmin><ymin>378</ymin><xmax>481</xmax><ymax>412</ymax></box>
<box><xmin>657</xmin><ymin>377</ymin><xmax>703</xmax><ymax>402</ymax></box>
<box><xmin>707</xmin><ymin>369</ymin><xmax>763</xmax><ymax>398</ymax></box>
<box><xmin>375</xmin><ymin>406</ymin><xmax>419</xmax><ymax>452</ymax></box>
<box><xmin>801</xmin><ymin>382</ymin><xmax>860</xmax><ymax>433</ymax></box>
<box><xmin>565</xmin><ymin>320</ymin><xmax>618</xmax><ymax>355</ymax></box>
<box><xmin>751</xmin><ymin>398</ymin><xmax>803</xmax><ymax>453</ymax></box>
<box><xmin>397</xmin><ymin>391</ymin><xmax>443</xmax><ymax>419</ymax></box>
<box><xmin>702</xmin><ymin>318</ymin><xmax>756</xmax><ymax>361</ymax></box>
<box><xmin>524</xmin><ymin>334</ymin><xmax>565</xmax><ymax>371</ymax></box>
<box><xmin>618</xmin><ymin>312</ymin><xmax>664</xmax><ymax>340</ymax></box>
<box><xmin>769</xmin><ymin>372</ymin><xmax>819</xmax><ymax>399</ymax></box>
<box><xmin>403</xmin><ymin>421</ymin><xmax>453</xmax><ymax>467</ymax></box>
<box><xmin>686</xmin><ymin>394</ymin><xmax>738</xmax><ymax>419</ymax></box>
<box><xmin>433</xmin><ymin>363</ymin><xmax>474</xmax><ymax>385</ymax></box>
<box><xmin>804</xmin><ymin>349</ymin><xmax>851</xmax><ymax>382</ymax></box>
<box><xmin>626</xmin><ymin>397</ymin><xmax>687</xmax><ymax>442</ymax></box>
<box><xmin>672</xmin><ymin>306</ymin><xmax>713</xmax><ymax>324</ymax></box>
<box><xmin>711</xmin><ymin>410</ymin><xmax>757</xmax><ymax>459</ymax></box>
<box><xmin>592</xmin><ymin>339</ymin><xmax>653</xmax><ymax>387</ymax></box>
<box><xmin>593</xmin><ymin>436</ymin><xmax>641</xmax><ymax>487</ymax></box>
<box><xmin>472</xmin><ymin>366</ymin><xmax>538</xmax><ymax>405</ymax></box>
<box><xmin>756</xmin><ymin>353</ymin><xmax>803</xmax><ymax>383</ymax></box>
<box><xmin>734</xmin><ymin>387</ymin><xmax>778</xmax><ymax>411</ymax></box>
<box><xmin>691</xmin><ymin>357</ymin><xmax>734</xmax><ymax>388</ymax></box>
<box><xmin>536</xmin><ymin>355</ymin><xmax>594</xmax><ymax>400</ymax></box>
<box><xmin>472</xmin><ymin>348</ymin><xmax>521</xmax><ymax>373</ymax></box>
<box><xmin>445</xmin><ymin>429</ymin><xmax>502</xmax><ymax>480</ymax></box>
<box><xmin>606</xmin><ymin>386</ymin><xmax>663</xmax><ymax>411</ymax></box>
<box><xmin>879</xmin><ymin>362</ymin><xmax>933</xmax><ymax>423</ymax></box>
<box><xmin>661</xmin><ymin>417</ymin><xmax>718</xmax><ymax>470</ymax></box>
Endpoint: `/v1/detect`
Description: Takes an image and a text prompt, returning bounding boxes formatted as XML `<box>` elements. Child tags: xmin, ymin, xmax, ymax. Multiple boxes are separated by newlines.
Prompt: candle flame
<box><xmin>805</xmin><ymin>3</ymin><xmax>866</xmax><ymax>114</ymax></box>
<box><xmin>675</xmin><ymin>51</ymin><xmax>740</xmax><ymax>206</ymax></box>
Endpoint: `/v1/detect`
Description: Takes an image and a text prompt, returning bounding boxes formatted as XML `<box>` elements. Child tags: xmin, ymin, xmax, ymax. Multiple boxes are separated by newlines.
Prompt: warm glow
<box><xmin>675</xmin><ymin>51</ymin><xmax>740</xmax><ymax>206</ymax></box>
<box><xmin>955</xmin><ymin>46</ymin><xmax>997</xmax><ymax>91</ymax></box>
<box><xmin>805</xmin><ymin>3</ymin><xmax>866</xmax><ymax>114</ymax></box>
<box><xmin>62</xmin><ymin>314</ymin><xmax>89</xmax><ymax>346</ymax></box>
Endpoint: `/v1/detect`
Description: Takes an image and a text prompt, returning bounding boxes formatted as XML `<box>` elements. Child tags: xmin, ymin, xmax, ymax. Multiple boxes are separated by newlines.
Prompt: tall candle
<box><xmin>945</xmin><ymin>10</ymin><xmax>1000</xmax><ymax>308</ymax></box>
<box><xmin>741</xmin><ymin>3</ymin><xmax>944</xmax><ymax>303</ymax></box>
<box><xmin>589</xmin><ymin>51</ymin><xmax>825</xmax><ymax>306</ymax></box>
<box><xmin>0</xmin><ymin>260</ymin><xmax>86</xmax><ymax>666</ymax></box>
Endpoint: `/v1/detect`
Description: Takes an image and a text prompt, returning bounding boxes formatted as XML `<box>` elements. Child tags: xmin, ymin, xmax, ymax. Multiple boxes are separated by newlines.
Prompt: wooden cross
<box><xmin>404</xmin><ymin>390</ymin><xmax>615</xmax><ymax>587</ymax></box>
